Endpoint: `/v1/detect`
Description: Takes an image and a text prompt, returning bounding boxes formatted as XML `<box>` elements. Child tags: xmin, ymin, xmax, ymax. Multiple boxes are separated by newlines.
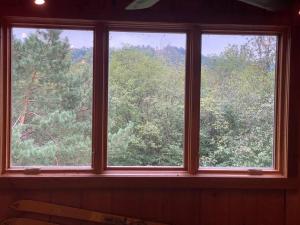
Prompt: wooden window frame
<box><xmin>0</xmin><ymin>17</ymin><xmax>294</xmax><ymax>189</ymax></box>
<box><xmin>197</xmin><ymin>26</ymin><xmax>290</xmax><ymax>177</ymax></box>
<box><xmin>1</xmin><ymin>18</ymin><xmax>98</xmax><ymax>174</ymax></box>
<box><xmin>105</xmin><ymin>27</ymin><xmax>189</xmax><ymax>172</ymax></box>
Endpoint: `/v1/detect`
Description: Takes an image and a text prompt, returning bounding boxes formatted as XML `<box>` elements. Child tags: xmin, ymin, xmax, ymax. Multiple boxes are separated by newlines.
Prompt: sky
<box><xmin>13</xmin><ymin>28</ymin><xmax>94</xmax><ymax>49</ymax></box>
<box><xmin>13</xmin><ymin>28</ymin><xmax>275</xmax><ymax>56</ymax></box>
<box><xmin>109</xmin><ymin>32</ymin><xmax>251</xmax><ymax>56</ymax></box>
<box><xmin>109</xmin><ymin>31</ymin><xmax>186</xmax><ymax>49</ymax></box>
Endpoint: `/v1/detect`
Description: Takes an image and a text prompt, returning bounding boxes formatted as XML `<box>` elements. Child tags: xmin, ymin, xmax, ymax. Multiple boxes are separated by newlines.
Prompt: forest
<box><xmin>11</xmin><ymin>29</ymin><xmax>276</xmax><ymax>168</ymax></box>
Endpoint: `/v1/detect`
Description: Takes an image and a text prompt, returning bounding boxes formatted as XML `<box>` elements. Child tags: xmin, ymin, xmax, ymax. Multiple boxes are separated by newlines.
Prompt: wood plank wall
<box><xmin>0</xmin><ymin>189</ymin><xmax>290</xmax><ymax>225</ymax></box>
<box><xmin>0</xmin><ymin>1</ymin><xmax>300</xmax><ymax>225</ymax></box>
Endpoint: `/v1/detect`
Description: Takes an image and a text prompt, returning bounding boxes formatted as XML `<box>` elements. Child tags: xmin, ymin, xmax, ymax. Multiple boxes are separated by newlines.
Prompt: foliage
<box><xmin>12</xmin><ymin>29</ymin><xmax>92</xmax><ymax>166</ymax></box>
<box><xmin>108</xmin><ymin>47</ymin><xmax>184</xmax><ymax>166</ymax></box>
<box><xmin>200</xmin><ymin>37</ymin><xmax>276</xmax><ymax>167</ymax></box>
<box><xmin>12</xmin><ymin>30</ymin><xmax>276</xmax><ymax>168</ymax></box>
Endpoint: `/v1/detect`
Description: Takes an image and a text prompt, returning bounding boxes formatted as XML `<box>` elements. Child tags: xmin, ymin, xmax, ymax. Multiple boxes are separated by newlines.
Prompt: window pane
<box><xmin>108</xmin><ymin>32</ymin><xmax>186</xmax><ymax>167</ymax></box>
<box><xmin>11</xmin><ymin>28</ymin><xmax>93</xmax><ymax>167</ymax></box>
<box><xmin>200</xmin><ymin>34</ymin><xmax>277</xmax><ymax>168</ymax></box>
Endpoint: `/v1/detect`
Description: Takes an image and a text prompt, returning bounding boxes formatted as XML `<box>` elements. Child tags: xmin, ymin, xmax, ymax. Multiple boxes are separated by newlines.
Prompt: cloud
<box><xmin>21</xmin><ymin>33</ymin><xmax>28</xmax><ymax>39</ymax></box>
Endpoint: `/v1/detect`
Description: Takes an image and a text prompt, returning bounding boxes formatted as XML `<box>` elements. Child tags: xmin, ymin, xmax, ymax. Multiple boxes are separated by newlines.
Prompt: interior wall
<box><xmin>0</xmin><ymin>189</ymin><xmax>288</xmax><ymax>225</ymax></box>
<box><xmin>0</xmin><ymin>1</ymin><xmax>299</xmax><ymax>224</ymax></box>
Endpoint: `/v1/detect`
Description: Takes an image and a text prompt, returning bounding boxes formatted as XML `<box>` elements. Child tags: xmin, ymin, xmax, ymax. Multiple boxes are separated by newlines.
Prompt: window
<box><xmin>0</xmin><ymin>19</ymin><xmax>290</xmax><ymax>184</ymax></box>
<box><xmin>10</xmin><ymin>27</ymin><xmax>93</xmax><ymax>168</ymax></box>
<box><xmin>200</xmin><ymin>34</ymin><xmax>277</xmax><ymax>169</ymax></box>
<box><xmin>108</xmin><ymin>31</ymin><xmax>186</xmax><ymax>167</ymax></box>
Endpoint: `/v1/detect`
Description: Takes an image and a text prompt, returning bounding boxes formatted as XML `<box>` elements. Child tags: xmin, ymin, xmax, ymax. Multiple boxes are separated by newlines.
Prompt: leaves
<box><xmin>12</xmin><ymin>30</ymin><xmax>276</xmax><ymax>168</ymax></box>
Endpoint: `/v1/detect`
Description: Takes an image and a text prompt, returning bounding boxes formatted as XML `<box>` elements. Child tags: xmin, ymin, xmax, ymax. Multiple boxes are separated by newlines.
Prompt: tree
<box><xmin>200</xmin><ymin>36</ymin><xmax>276</xmax><ymax>167</ymax></box>
<box><xmin>12</xmin><ymin>29</ymin><xmax>92</xmax><ymax>166</ymax></box>
<box><xmin>108</xmin><ymin>47</ymin><xmax>184</xmax><ymax>166</ymax></box>
<box><xmin>11</xmin><ymin>30</ymin><xmax>276</xmax><ymax>169</ymax></box>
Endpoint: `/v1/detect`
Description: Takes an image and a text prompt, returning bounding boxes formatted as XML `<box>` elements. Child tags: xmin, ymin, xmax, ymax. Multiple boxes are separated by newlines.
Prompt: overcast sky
<box><xmin>13</xmin><ymin>28</ymin><xmax>274</xmax><ymax>56</ymax></box>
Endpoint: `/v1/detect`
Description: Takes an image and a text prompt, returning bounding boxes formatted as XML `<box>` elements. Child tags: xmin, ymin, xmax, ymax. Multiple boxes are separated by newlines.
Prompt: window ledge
<box><xmin>0</xmin><ymin>173</ymin><xmax>296</xmax><ymax>190</ymax></box>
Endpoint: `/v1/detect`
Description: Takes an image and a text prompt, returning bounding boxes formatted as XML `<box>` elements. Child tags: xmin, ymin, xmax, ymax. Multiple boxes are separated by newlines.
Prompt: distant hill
<box><xmin>71</xmin><ymin>47</ymin><xmax>93</xmax><ymax>63</ymax></box>
<box><xmin>156</xmin><ymin>46</ymin><xmax>186</xmax><ymax>66</ymax></box>
<box><xmin>71</xmin><ymin>46</ymin><xmax>214</xmax><ymax>67</ymax></box>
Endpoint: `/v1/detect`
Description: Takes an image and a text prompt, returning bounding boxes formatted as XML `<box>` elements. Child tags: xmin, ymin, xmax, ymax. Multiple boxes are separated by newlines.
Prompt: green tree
<box><xmin>12</xmin><ymin>29</ymin><xmax>92</xmax><ymax>166</ymax></box>
<box><xmin>200</xmin><ymin>36</ymin><xmax>276</xmax><ymax>168</ymax></box>
<box><xmin>108</xmin><ymin>47</ymin><xmax>185</xmax><ymax>166</ymax></box>
<box><xmin>12</xmin><ymin>30</ymin><xmax>276</xmax><ymax>169</ymax></box>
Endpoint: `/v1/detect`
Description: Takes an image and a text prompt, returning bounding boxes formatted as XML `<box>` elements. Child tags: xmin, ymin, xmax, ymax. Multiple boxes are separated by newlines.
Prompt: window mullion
<box><xmin>186</xmin><ymin>28</ymin><xmax>201</xmax><ymax>174</ymax></box>
<box><xmin>93</xmin><ymin>24</ymin><xmax>108</xmax><ymax>174</ymax></box>
<box><xmin>1</xmin><ymin>23</ymin><xmax>10</xmax><ymax>174</ymax></box>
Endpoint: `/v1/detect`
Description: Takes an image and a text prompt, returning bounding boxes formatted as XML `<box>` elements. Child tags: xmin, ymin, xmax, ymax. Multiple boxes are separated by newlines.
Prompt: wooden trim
<box><xmin>2</xmin><ymin>17</ymin><xmax>97</xmax><ymax>28</ymax></box>
<box><xmin>11</xmin><ymin>200</ymin><xmax>169</xmax><ymax>225</ymax></box>
<box><xmin>287</xmin><ymin>25</ymin><xmax>297</xmax><ymax>178</ymax></box>
<box><xmin>197</xmin><ymin>27</ymin><xmax>290</xmax><ymax>177</ymax></box>
<box><xmin>185</xmin><ymin>28</ymin><xmax>201</xmax><ymax>174</ymax></box>
<box><xmin>4</xmin><ymin>18</ymin><xmax>97</xmax><ymax>172</ymax></box>
<box><xmin>198</xmin><ymin>24</ymin><xmax>289</xmax><ymax>34</ymax></box>
<box><xmin>105</xmin><ymin>27</ymin><xmax>188</xmax><ymax>170</ymax></box>
<box><xmin>6</xmin><ymin>167</ymin><xmax>93</xmax><ymax>174</ymax></box>
<box><xmin>104</xmin><ymin>21</ymin><xmax>193</xmax><ymax>31</ymax></box>
<box><xmin>0</xmin><ymin>25</ymin><xmax>2</xmax><ymax>174</ymax></box>
<box><xmin>3</xmin><ymin>24</ymin><xmax>11</xmax><ymax>173</ymax></box>
<box><xmin>199</xmin><ymin>167</ymin><xmax>280</xmax><ymax>175</ymax></box>
<box><xmin>0</xmin><ymin>17</ymin><xmax>293</xmax><ymax>185</ymax></box>
<box><xmin>107</xmin><ymin>166</ymin><xmax>185</xmax><ymax>171</ymax></box>
<box><xmin>0</xmin><ymin>22</ymin><xmax>8</xmax><ymax>174</ymax></box>
<box><xmin>276</xmin><ymin>27</ymin><xmax>290</xmax><ymax>177</ymax></box>
<box><xmin>1</xmin><ymin>218</ymin><xmax>59</xmax><ymax>225</ymax></box>
<box><xmin>0</xmin><ymin>174</ymin><xmax>296</xmax><ymax>190</ymax></box>
<box><xmin>92</xmin><ymin>23</ymin><xmax>107</xmax><ymax>174</ymax></box>
<box><xmin>99</xmin><ymin>25</ymin><xmax>109</xmax><ymax>172</ymax></box>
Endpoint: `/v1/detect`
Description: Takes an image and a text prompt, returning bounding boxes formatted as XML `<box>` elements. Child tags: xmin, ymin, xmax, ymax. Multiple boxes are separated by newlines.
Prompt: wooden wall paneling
<box><xmin>0</xmin><ymin>0</ymin><xmax>290</xmax><ymax>25</ymax></box>
<box><xmin>140</xmin><ymin>190</ymin><xmax>170</xmax><ymax>224</ymax></box>
<box><xmin>0</xmin><ymin>189</ymin><xmax>294</xmax><ymax>225</ymax></box>
<box><xmin>200</xmin><ymin>190</ymin><xmax>252</xmax><ymax>225</ymax></box>
<box><xmin>0</xmin><ymin>2</ymin><xmax>297</xmax><ymax>225</ymax></box>
<box><xmin>110</xmin><ymin>190</ymin><xmax>143</xmax><ymax>218</ymax></box>
<box><xmin>167</xmin><ymin>190</ymin><xmax>199</xmax><ymax>225</ymax></box>
<box><xmin>17</xmin><ymin>190</ymin><xmax>51</xmax><ymax>222</ymax></box>
<box><xmin>286</xmin><ymin>190</ymin><xmax>300</xmax><ymax>225</ymax></box>
<box><xmin>199</xmin><ymin>190</ymin><xmax>219</xmax><ymax>225</ymax></box>
<box><xmin>81</xmin><ymin>189</ymin><xmax>112</xmax><ymax>213</ymax></box>
<box><xmin>81</xmin><ymin>189</ymin><xmax>112</xmax><ymax>225</ymax></box>
<box><xmin>212</xmin><ymin>191</ymin><xmax>230</xmax><ymax>225</ymax></box>
<box><xmin>50</xmin><ymin>190</ymin><xmax>82</xmax><ymax>225</ymax></box>
<box><xmin>256</xmin><ymin>190</ymin><xmax>285</xmax><ymax>225</ymax></box>
<box><xmin>228</xmin><ymin>190</ymin><xmax>245</xmax><ymax>225</ymax></box>
<box><xmin>285</xmin><ymin>21</ymin><xmax>300</xmax><ymax>225</ymax></box>
<box><xmin>243</xmin><ymin>190</ymin><xmax>260</xmax><ymax>225</ymax></box>
<box><xmin>0</xmin><ymin>190</ymin><xmax>17</xmax><ymax>221</ymax></box>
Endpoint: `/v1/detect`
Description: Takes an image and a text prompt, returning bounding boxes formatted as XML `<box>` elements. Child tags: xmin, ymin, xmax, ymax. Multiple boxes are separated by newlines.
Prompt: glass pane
<box><xmin>11</xmin><ymin>28</ymin><xmax>93</xmax><ymax>167</ymax></box>
<box><xmin>200</xmin><ymin>34</ymin><xmax>277</xmax><ymax>168</ymax></box>
<box><xmin>108</xmin><ymin>32</ymin><xmax>186</xmax><ymax>167</ymax></box>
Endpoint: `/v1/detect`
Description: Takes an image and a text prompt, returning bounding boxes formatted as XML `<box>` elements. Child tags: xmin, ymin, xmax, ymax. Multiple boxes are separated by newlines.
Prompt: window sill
<box><xmin>0</xmin><ymin>172</ymin><xmax>296</xmax><ymax>190</ymax></box>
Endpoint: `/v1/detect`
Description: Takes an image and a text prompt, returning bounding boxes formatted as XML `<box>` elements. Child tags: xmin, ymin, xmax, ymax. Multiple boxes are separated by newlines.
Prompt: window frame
<box><xmin>0</xmin><ymin>18</ymin><xmax>293</xmax><ymax>189</ymax></box>
<box><xmin>2</xmin><ymin>19</ymin><xmax>98</xmax><ymax>174</ymax></box>
<box><xmin>106</xmin><ymin>28</ymin><xmax>189</xmax><ymax>171</ymax></box>
<box><xmin>197</xmin><ymin>26</ymin><xmax>290</xmax><ymax>177</ymax></box>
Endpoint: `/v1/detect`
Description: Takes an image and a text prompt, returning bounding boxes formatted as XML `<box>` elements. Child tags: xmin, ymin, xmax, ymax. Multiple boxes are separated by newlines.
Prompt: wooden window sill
<box><xmin>0</xmin><ymin>172</ymin><xmax>296</xmax><ymax>190</ymax></box>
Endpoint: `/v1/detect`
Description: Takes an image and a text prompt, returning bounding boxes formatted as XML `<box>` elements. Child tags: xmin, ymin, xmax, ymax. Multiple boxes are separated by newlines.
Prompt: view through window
<box><xmin>108</xmin><ymin>31</ymin><xmax>186</xmax><ymax>167</ymax></box>
<box><xmin>200</xmin><ymin>34</ymin><xmax>277</xmax><ymax>168</ymax></box>
<box><xmin>11</xmin><ymin>28</ymin><xmax>93</xmax><ymax>167</ymax></box>
<box><xmin>9</xmin><ymin>26</ymin><xmax>282</xmax><ymax>172</ymax></box>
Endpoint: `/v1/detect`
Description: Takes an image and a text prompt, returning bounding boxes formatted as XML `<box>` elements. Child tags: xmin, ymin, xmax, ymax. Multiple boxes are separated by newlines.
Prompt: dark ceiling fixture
<box><xmin>126</xmin><ymin>0</ymin><xmax>160</xmax><ymax>10</ymax></box>
<box><xmin>126</xmin><ymin>0</ymin><xmax>292</xmax><ymax>11</ymax></box>
<box><xmin>237</xmin><ymin>0</ymin><xmax>291</xmax><ymax>11</ymax></box>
